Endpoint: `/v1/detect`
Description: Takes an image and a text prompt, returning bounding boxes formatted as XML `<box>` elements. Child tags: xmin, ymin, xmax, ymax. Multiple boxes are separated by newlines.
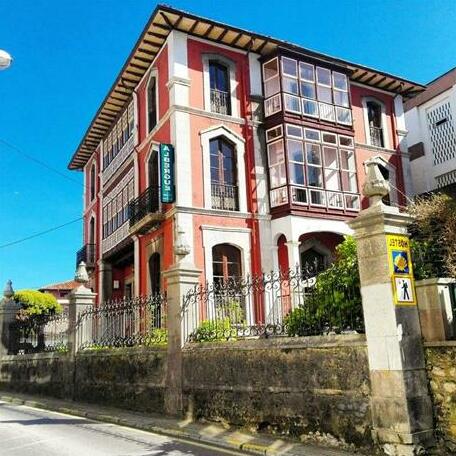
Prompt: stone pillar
<box><xmin>416</xmin><ymin>278</ymin><xmax>455</xmax><ymax>341</ymax></box>
<box><xmin>68</xmin><ymin>262</ymin><xmax>97</xmax><ymax>357</ymax></box>
<box><xmin>285</xmin><ymin>241</ymin><xmax>300</xmax><ymax>269</ymax></box>
<box><xmin>349</xmin><ymin>159</ymin><xmax>434</xmax><ymax>455</ymax></box>
<box><xmin>0</xmin><ymin>281</ymin><xmax>21</xmax><ymax>356</ymax></box>
<box><xmin>162</xmin><ymin>226</ymin><xmax>201</xmax><ymax>416</ymax></box>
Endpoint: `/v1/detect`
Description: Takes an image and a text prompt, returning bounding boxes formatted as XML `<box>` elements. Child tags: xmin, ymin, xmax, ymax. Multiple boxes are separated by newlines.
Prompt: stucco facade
<box><xmin>69</xmin><ymin>5</ymin><xmax>423</xmax><ymax>306</ymax></box>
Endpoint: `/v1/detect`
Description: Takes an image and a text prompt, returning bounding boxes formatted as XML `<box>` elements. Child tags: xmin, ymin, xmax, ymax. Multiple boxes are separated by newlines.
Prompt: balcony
<box><xmin>76</xmin><ymin>243</ymin><xmax>96</xmax><ymax>269</ymax></box>
<box><xmin>102</xmin><ymin>133</ymin><xmax>135</xmax><ymax>184</ymax></box>
<box><xmin>211</xmin><ymin>183</ymin><xmax>239</xmax><ymax>211</ymax></box>
<box><xmin>210</xmin><ymin>89</ymin><xmax>231</xmax><ymax>116</ymax></box>
<box><xmin>369</xmin><ymin>126</ymin><xmax>384</xmax><ymax>148</ymax></box>
<box><xmin>129</xmin><ymin>186</ymin><xmax>164</xmax><ymax>235</ymax></box>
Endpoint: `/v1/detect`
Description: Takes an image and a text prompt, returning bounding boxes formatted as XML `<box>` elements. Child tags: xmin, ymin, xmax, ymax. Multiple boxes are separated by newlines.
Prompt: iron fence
<box><xmin>9</xmin><ymin>313</ymin><xmax>70</xmax><ymax>354</ymax></box>
<box><xmin>77</xmin><ymin>294</ymin><xmax>167</xmax><ymax>350</ymax></box>
<box><xmin>211</xmin><ymin>183</ymin><xmax>239</xmax><ymax>211</ymax></box>
<box><xmin>128</xmin><ymin>186</ymin><xmax>160</xmax><ymax>227</ymax></box>
<box><xmin>182</xmin><ymin>266</ymin><xmax>363</xmax><ymax>343</ymax></box>
<box><xmin>210</xmin><ymin>88</ymin><xmax>231</xmax><ymax>115</ymax></box>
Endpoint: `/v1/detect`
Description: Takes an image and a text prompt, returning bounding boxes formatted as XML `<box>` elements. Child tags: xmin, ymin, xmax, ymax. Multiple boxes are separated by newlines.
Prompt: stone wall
<box><xmin>0</xmin><ymin>352</ymin><xmax>72</xmax><ymax>398</ymax></box>
<box><xmin>425</xmin><ymin>342</ymin><xmax>456</xmax><ymax>454</ymax></box>
<box><xmin>182</xmin><ymin>334</ymin><xmax>372</xmax><ymax>447</ymax></box>
<box><xmin>74</xmin><ymin>347</ymin><xmax>167</xmax><ymax>413</ymax></box>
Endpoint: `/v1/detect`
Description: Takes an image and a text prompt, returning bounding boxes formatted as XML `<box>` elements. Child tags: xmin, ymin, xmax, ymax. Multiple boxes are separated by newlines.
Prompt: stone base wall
<box><xmin>425</xmin><ymin>342</ymin><xmax>456</xmax><ymax>455</ymax></box>
<box><xmin>74</xmin><ymin>347</ymin><xmax>167</xmax><ymax>413</ymax></box>
<box><xmin>0</xmin><ymin>352</ymin><xmax>72</xmax><ymax>398</ymax></box>
<box><xmin>182</xmin><ymin>335</ymin><xmax>372</xmax><ymax>447</ymax></box>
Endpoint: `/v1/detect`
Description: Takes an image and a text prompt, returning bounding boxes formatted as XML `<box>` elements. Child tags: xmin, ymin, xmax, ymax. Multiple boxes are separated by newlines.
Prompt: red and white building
<box><xmin>68</xmin><ymin>5</ymin><xmax>424</xmax><ymax>303</ymax></box>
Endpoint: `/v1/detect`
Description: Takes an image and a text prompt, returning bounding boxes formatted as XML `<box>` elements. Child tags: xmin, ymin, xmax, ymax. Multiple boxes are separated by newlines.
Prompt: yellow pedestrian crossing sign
<box><xmin>386</xmin><ymin>235</ymin><xmax>416</xmax><ymax>306</ymax></box>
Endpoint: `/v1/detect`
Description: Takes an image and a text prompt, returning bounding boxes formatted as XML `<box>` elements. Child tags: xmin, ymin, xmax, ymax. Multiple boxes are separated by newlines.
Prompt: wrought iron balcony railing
<box><xmin>210</xmin><ymin>89</ymin><xmax>231</xmax><ymax>115</ymax></box>
<box><xmin>76</xmin><ymin>243</ymin><xmax>96</xmax><ymax>268</ymax></box>
<box><xmin>369</xmin><ymin>126</ymin><xmax>384</xmax><ymax>148</ymax></box>
<box><xmin>128</xmin><ymin>186</ymin><xmax>162</xmax><ymax>233</ymax></box>
<box><xmin>211</xmin><ymin>183</ymin><xmax>239</xmax><ymax>211</ymax></box>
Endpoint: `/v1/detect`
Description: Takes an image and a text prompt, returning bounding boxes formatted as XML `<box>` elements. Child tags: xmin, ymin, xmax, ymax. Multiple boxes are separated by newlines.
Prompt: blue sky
<box><xmin>0</xmin><ymin>0</ymin><xmax>455</xmax><ymax>290</ymax></box>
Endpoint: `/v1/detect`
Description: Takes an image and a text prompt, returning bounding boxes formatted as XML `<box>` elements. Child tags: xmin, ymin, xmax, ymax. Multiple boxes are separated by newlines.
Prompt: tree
<box><xmin>13</xmin><ymin>289</ymin><xmax>62</xmax><ymax>321</ymax></box>
<box><xmin>408</xmin><ymin>193</ymin><xmax>456</xmax><ymax>279</ymax></box>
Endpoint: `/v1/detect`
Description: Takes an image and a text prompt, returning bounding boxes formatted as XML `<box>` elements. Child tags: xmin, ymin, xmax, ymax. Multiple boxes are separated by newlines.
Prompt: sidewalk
<box><xmin>0</xmin><ymin>391</ymin><xmax>367</xmax><ymax>456</ymax></box>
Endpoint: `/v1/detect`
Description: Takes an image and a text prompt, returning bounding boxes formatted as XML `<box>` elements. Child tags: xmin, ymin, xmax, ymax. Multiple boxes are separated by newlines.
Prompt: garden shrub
<box><xmin>285</xmin><ymin>236</ymin><xmax>363</xmax><ymax>336</ymax></box>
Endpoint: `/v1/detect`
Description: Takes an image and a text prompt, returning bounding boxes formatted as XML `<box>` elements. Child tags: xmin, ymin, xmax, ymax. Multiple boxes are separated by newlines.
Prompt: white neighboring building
<box><xmin>405</xmin><ymin>67</ymin><xmax>456</xmax><ymax>197</ymax></box>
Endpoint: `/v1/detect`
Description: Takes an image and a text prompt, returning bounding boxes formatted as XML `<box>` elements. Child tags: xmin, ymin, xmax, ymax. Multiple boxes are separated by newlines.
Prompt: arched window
<box><xmin>147</xmin><ymin>149</ymin><xmax>160</xmax><ymax>211</ymax></box>
<box><xmin>210</xmin><ymin>137</ymin><xmax>238</xmax><ymax>211</ymax></box>
<box><xmin>209</xmin><ymin>61</ymin><xmax>231</xmax><ymax>115</ymax></box>
<box><xmin>366</xmin><ymin>100</ymin><xmax>384</xmax><ymax>147</ymax></box>
<box><xmin>212</xmin><ymin>244</ymin><xmax>241</xmax><ymax>285</ymax></box>
<box><xmin>147</xmin><ymin>75</ymin><xmax>157</xmax><ymax>133</ymax></box>
<box><xmin>90</xmin><ymin>164</ymin><xmax>96</xmax><ymax>201</ymax></box>
<box><xmin>148</xmin><ymin>252</ymin><xmax>161</xmax><ymax>295</ymax></box>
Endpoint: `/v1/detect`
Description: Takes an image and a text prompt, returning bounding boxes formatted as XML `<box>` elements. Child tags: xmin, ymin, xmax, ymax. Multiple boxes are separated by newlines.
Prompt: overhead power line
<box><xmin>0</xmin><ymin>217</ymin><xmax>83</xmax><ymax>249</ymax></box>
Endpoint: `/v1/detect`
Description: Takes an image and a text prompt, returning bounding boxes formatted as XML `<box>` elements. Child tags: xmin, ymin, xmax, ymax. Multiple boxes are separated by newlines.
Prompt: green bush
<box><xmin>285</xmin><ymin>236</ymin><xmax>363</xmax><ymax>336</ymax></box>
<box><xmin>192</xmin><ymin>318</ymin><xmax>235</xmax><ymax>342</ymax></box>
<box><xmin>14</xmin><ymin>289</ymin><xmax>62</xmax><ymax>320</ymax></box>
<box><xmin>144</xmin><ymin>327</ymin><xmax>168</xmax><ymax>346</ymax></box>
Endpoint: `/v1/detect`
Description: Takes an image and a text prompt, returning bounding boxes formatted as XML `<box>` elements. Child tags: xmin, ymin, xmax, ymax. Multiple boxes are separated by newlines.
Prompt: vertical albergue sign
<box><xmin>386</xmin><ymin>235</ymin><xmax>417</xmax><ymax>306</ymax></box>
<box><xmin>160</xmin><ymin>144</ymin><xmax>175</xmax><ymax>203</ymax></box>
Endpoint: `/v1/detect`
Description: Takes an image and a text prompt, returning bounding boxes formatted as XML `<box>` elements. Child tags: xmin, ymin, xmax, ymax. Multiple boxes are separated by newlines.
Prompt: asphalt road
<box><xmin>0</xmin><ymin>401</ymin><xmax>245</xmax><ymax>456</ymax></box>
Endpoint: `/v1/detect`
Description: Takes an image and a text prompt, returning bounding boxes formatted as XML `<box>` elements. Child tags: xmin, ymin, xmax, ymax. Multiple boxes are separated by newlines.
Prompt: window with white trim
<box><xmin>262</xmin><ymin>57</ymin><xmax>352</xmax><ymax>126</ymax></box>
<box><xmin>266</xmin><ymin>123</ymin><xmax>360</xmax><ymax>210</ymax></box>
<box><xmin>147</xmin><ymin>75</ymin><xmax>158</xmax><ymax>133</ymax></box>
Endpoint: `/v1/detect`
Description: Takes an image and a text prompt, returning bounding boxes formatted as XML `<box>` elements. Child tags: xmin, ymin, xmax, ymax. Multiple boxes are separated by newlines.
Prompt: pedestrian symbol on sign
<box><xmin>394</xmin><ymin>277</ymin><xmax>413</xmax><ymax>303</ymax></box>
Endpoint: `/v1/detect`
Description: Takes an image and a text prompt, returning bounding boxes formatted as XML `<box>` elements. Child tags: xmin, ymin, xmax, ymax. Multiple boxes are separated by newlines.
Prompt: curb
<box><xmin>0</xmin><ymin>395</ymin><xmax>273</xmax><ymax>455</ymax></box>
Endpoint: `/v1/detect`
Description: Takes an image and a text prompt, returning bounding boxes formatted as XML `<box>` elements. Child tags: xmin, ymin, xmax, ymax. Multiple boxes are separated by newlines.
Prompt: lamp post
<box><xmin>0</xmin><ymin>49</ymin><xmax>13</xmax><ymax>70</ymax></box>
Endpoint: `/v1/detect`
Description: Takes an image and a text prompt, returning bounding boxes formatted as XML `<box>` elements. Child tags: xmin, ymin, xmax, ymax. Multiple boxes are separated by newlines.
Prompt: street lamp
<box><xmin>0</xmin><ymin>49</ymin><xmax>12</xmax><ymax>70</ymax></box>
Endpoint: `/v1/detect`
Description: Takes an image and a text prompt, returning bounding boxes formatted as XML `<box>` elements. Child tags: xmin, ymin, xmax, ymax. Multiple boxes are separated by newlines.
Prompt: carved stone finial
<box><xmin>363</xmin><ymin>157</ymin><xmax>390</xmax><ymax>207</ymax></box>
<box><xmin>3</xmin><ymin>280</ymin><xmax>13</xmax><ymax>299</ymax></box>
<box><xmin>174</xmin><ymin>225</ymin><xmax>190</xmax><ymax>260</ymax></box>
<box><xmin>75</xmin><ymin>261</ymin><xmax>89</xmax><ymax>285</ymax></box>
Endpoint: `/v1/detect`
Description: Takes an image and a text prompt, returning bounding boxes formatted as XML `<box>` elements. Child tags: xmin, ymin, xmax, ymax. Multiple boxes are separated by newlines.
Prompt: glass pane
<box><xmin>316</xmin><ymin>67</ymin><xmax>331</xmax><ymax>86</ymax></box>
<box><xmin>334</xmin><ymin>90</ymin><xmax>349</xmax><ymax>107</ymax></box>
<box><xmin>287</xmin><ymin>139</ymin><xmax>304</xmax><ymax>162</ymax></box>
<box><xmin>324</xmin><ymin>168</ymin><xmax>341</xmax><ymax>190</ymax></box>
<box><xmin>345</xmin><ymin>194</ymin><xmax>360</xmax><ymax>210</ymax></box>
<box><xmin>302</xmin><ymin>99</ymin><xmax>319</xmax><ymax>117</ymax></box>
<box><xmin>307</xmin><ymin>166</ymin><xmax>323</xmax><ymax>187</ymax></box>
<box><xmin>306</xmin><ymin>143</ymin><xmax>321</xmax><ymax>165</ymax></box>
<box><xmin>270</xmin><ymin>163</ymin><xmax>286</xmax><ymax>188</ymax></box>
<box><xmin>327</xmin><ymin>192</ymin><xmax>344</xmax><ymax>208</ymax></box>
<box><xmin>339</xmin><ymin>136</ymin><xmax>354</xmax><ymax>148</ymax></box>
<box><xmin>265</xmin><ymin>94</ymin><xmax>281</xmax><ymax>116</ymax></box>
<box><xmin>283</xmin><ymin>76</ymin><xmax>299</xmax><ymax>95</ymax></box>
<box><xmin>270</xmin><ymin>187</ymin><xmax>288</xmax><ymax>207</ymax></box>
<box><xmin>299</xmin><ymin>62</ymin><xmax>314</xmax><ymax>82</ymax></box>
<box><xmin>282</xmin><ymin>57</ymin><xmax>297</xmax><ymax>77</ymax></box>
<box><xmin>333</xmin><ymin>72</ymin><xmax>348</xmax><ymax>90</ymax></box>
<box><xmin>304</xmin><ymin>129</ymin><xmax>320</xmax><ymax>142</ymax></box>
<box><xmin>286</xmin><ymin>124</ymin><xmax>302</xmax><ymax>138</ymax></box>
<box><xmin>322</xmin><ymin>133</ymin><xmax>337</xmax><ymax>144</ymax></box>
<box><xmin>289</xmin><ymin>163</ymin><xmax>305</xmax><ymax>185</ymax></box>
<box><xmin>263</xmin><ymin>58</ymin><xmax>279</xmax><ymax>80</ymax></box>
<box><xmin>264</xmin><ymin>76</ymin><xmax>280</xmax><ymax>97</ymax></box>
<box><xmin>284</xmin><ymin>94</ymin><xmax>301</xmax><ymax>113</ymax></box>
<box><xmin>319</xmin><ymin>103</ymin><xmax>335</xmax><ymax>121</ymax></box>
<box><xmin>268</xmin><ymin>140</ymin><xmax>284</xmax><ymax>165</ymax></box>
<box><xmin>300</xmin><ymin>81</ymin><xmax>315</xmax><ymax>99</ymax></box>
<box><xmin>317</xmin><ymin>85</ymin><xmax>332</xmax><ymax>103</ymax></box>
<box><xmin>336</xmin><ymin>107</ymin><xmax>352</xmax><ymax>124</ymax></box>
<box><xmin>310</xmin><ymin>189</ymin><xmax>326</xmax><ymax>205</ymax></box>
<box><xmin>323</xmin><ymin>147</ymin><xmax>338</xmax><ymax>168</ymax></box>
<box><xmin>266</xmin><ymin>125</ymin><xmax>283</xmax><ymax>142</ymax></box>
<box><xmin>341</xmin><ymin>171</ymin><xmax>358</xmax><ymax>192</ymax></box>
<box><xmin>340</xmin><ymin>149</ymin><xmax>356</xmax><ymax>171</ymax></box>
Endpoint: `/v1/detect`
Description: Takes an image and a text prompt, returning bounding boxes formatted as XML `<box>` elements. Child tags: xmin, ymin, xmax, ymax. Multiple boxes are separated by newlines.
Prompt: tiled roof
<box><xmin>39</xmin><ymin>280</ymin><xmax>79</xmax><ymax>291</ymax></box>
